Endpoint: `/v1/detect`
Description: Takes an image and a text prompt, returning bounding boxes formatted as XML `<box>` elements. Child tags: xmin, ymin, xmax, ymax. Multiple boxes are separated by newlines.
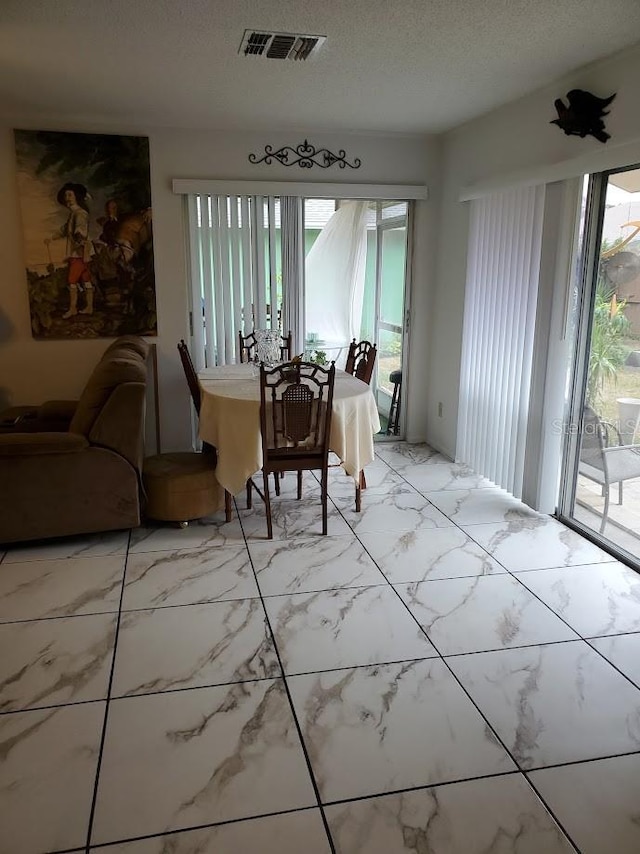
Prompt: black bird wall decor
<box><xmin>551</xmin><ymin>89</ymin><xmax>616</xmax><ymax>143</ymax></box>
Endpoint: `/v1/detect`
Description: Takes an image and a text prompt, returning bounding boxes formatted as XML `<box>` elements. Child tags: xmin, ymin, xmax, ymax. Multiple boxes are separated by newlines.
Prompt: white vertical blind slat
<box><xmin>217</xmin><ymin>196</ymin><xmax>233</xmax><ymax>363</ymax></box>
<box><xmin>240</xmin><ymin>196</ymin><xmax>253</xmax><ymax>339</ymax></box>
<box><xmin>211</xmin><ymin>197</ymin><xmax>226</xmax><ymax>365</ymax></box>
<box><xmin>229</xmin><ymin>196</ymin><xmax>242</xmax><ymax>360</ymax></box>
<box><xmin>253</xmin><ymin>196</ymin><xmax>267</xmax><ymax>329</ymax></box>
<box><xmin>186</xmin><ymin>195</ymin><xmax>206</xmax><ymax>371</ymax></box>
<box><xmin>281</xmin><ymin>196</ymin><xmax>305</xmax><ymax>354</ymax></box>
<box><xmin>267</xmin><ymin>196</ymin><xmax>278</xmax><ymax>330</ymax></box>
<box><xmin>457</xmin><ymin>185</ymin><xmax>545</xmax><ymax>499</ymax></box>
<box><xmin>200</xmin><ymin>196</ymin><xmax>216</xmax><ymax>368</ymax></box>
<box><xmin>495</xmin><ymin>190</ymin><xmax>517</xmax><ymax>488</ymax></box>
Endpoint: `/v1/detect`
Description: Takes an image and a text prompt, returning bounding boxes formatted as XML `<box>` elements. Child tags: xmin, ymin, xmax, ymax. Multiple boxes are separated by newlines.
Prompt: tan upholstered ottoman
<box><xmin>142</xmin><ymin>452</ymin><xmax>223</xmax><ymax>524</ymax></box>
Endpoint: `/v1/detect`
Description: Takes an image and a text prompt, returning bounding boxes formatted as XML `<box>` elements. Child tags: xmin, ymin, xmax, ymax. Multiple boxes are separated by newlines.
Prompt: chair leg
<box><xmin>297</xmin><ymin>470</ymin><xmax>303</xmax><ymax>500</ymax></box>
<box><xmin>359</xmin><ymin>469</ymin><xmax>366</xmax><ymax>490</ymax></box>
<box><xmin>600</xmin><ymin>485</ymin><xmax>610</xmax><ymax>534</ymax></box>
<box><xmin>263</xmin><ymin>470</ymin><xmax>273</xmax><ymax>539</ymax></box>
<box><xmin>387</xmin><ymin>384</ymin><xmax>398</xmax><ymax>436</ymax></box>
<box><xmin>393</xmin><ymin>383</ymin><xmax>402</xmax><ymax>435</ymax></box>
<box><xmin>224</xmin><ymin>490</ymin><xmax>233</xmax><ymax>523</ymax></box>
<box><xmin>274</xmin><ymin>471</ymin><xmax>281</xmax><ymax>496</ymax></box>
<box><xmin>355</xmin><ymin>483</ymin><xmax>361</xmax><ymax>512</ymax></box>
<box><xmin>321</xmin><ymin>469</ymin><xmax>328</xmax><ymax>535</ymax></box>
<box><xmin>246</xmin><ymin>479</ymin><xmax>252</xmax><ymax>509</ymax></box>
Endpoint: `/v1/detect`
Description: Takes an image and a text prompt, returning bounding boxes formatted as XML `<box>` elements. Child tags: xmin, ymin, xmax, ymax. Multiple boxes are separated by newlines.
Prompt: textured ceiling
<box><xmin>1</xmin><ymin>0</ymin><xmax>640</xmax><ymax>134</ymax></box>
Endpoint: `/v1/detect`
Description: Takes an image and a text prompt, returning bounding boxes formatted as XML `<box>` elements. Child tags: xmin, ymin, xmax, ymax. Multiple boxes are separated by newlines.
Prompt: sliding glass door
<box><xmin>372</xmin><ymin>203</ymin><xmax>409</xmax><ymax>436</ymax></box>
<box><xmin>559</xmin><ymin>166</ymin><xmax>640</xmax><ymax>564</ymax></box>
<box><xmin>187</xmin><ymin>193</ymin><xmax>411</xmax><ymax>435</ymax></box>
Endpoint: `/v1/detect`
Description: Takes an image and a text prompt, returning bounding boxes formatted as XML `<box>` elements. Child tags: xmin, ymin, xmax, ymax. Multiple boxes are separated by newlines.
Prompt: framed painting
<box><xmin>14</xmin><ymin>130</ymin><xmax>157</xmax><ymax>339</ymax></box>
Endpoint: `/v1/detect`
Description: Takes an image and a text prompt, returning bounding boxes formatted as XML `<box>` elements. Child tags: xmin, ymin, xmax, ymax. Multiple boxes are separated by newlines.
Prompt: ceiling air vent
<box><xmin>239</xmin><ymin>30</ymin><xmax>326</xmax><ymax>61</ymax></box>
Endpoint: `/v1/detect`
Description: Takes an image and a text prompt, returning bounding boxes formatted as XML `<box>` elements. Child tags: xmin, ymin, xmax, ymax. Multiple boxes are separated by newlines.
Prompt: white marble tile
<box><xmin>462</xmin><ymin>516</ymin><xmax>617</xmax><ymax>572</ymax></box>
<box><xmin>92</xmin><ymin>680</ymin><xmax>316</xmax><ymax>844</ymax></box>
<box><xmin>517</xmin><ymin>562</ymin><xmax>640</xmax><ymax>638</ymax></box>
<box><xmin>401</xmin><ymin>461</ymin><xmax>495</xmax><ymax>493</ymax></box>
<box><xmin>95</xmin><ymin>809</ymin><xmax>332</xmax><ymax>853</ymax></box>
<box><xmin>327</xmin><ymin>463</ymin><xmax>407</xmax><ymax>498</ymax></box>
<box><xmin>359</xmin><ymin>528</ymin><xmax>506</xmax><ymax>583</ymax></box>
<box><xmin>0</xmin><ymin>613</ymin><xmax>117</xmax><ymax>712</ymax></box>
<box><xmin>426</xmin><ymin>488</ymin><xmax>540</xmax><ymax>525</ymax></box>
<box><xmin>250</xmin><ymin>536</ymin><xmax>384</xmax><ymax>596</ymax></box>
<box><xmin>341</xmin><ymin>490</ymin><xmax>454</xmax><ymax>535</ymax></box>
<box><xmin>3</xmin><ymin>530</ymin><xmax>129</xmax><ymax>563</ymax></box>
<box><xmin>239</xmin><ymin>498</ymin><xmax>353</xmax><ymax>540</ymax></box>
<box><xmin>448</xmin><ymin>641</ymin><xmax>640</xmax><ymax>769</ymax></box>
<box><xmin>129</xmin><ymin>515</ymin><xmax>246</xmax><ymax>553</ymax></box>
<box><xmin>0</xmin><ymin>701</ymin><xmax>104</xmax><ymax>854</ymax></box>
<box><xmin>264</xmin><ymin>586</ymin><xmax>436</xmax><ymax>674</ymax></box>
<box><xmin>589</xmin><ymin>632</ymin><xmax>640</xmax><ymax>687</ymax></box>
<box><xmin>289</xmin><ymin>660</ymin><xmax>515</xmax><ymax>802</ymax></box>
<box><xmin>112</xmin><ymin>599</ymin><xmax>279</xmax><ymax>697</ymax></box>
<box><xmin>122</xmin><ymin>546</ymin><xmax>258</xmax><ymax>610</ymax></box>
<box><xmin>530</xmin><ymin>754</ymin><xmax>640</xmax><ymax>854</ymax></box>
<box><xmin>396</xmin><ymin>575</ymin><xmax>578</xmax><ymax>655</ymax></box>
<box><xmin>326</xmin><ymin>773</ymin><xmax>573</xmax><ymax>854</ymax></box>
<box><xmin>0</xmin><ymin>555</ymin><xmax>124</xmax><ymax>622</ymax></box>
<box><xmin>374</xmin><ymin>443</ymin><xmax>450</xmax><ymax>471</ymax></box>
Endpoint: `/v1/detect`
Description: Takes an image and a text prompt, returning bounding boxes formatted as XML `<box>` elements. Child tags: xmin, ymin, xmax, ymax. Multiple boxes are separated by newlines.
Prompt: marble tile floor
<box><xmin>1</xmin><ymin>442</ymin><xmax>640</xmax><ymax>853</ymax></box>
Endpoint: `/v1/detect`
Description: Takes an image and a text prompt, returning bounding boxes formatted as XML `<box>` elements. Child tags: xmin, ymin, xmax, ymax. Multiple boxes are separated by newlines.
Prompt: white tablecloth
<box><xmin>198</xmin><ymin>363</ymin><xmax>381</xmax><ymax>495</ymax></box>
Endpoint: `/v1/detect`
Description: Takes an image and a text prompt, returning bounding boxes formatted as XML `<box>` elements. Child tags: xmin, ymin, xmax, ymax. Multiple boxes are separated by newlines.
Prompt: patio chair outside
<box><xmin>578</xmin><ymin>405</ymin><xmax>640</xmax><ymax>532</ymax></box>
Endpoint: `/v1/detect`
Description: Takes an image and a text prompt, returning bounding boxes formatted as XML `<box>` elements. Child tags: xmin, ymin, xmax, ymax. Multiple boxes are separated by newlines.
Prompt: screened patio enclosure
<box><xmin>185</xmin><ymin>193</ymin><xmax>411</xmax><ymax>435</ymax></box>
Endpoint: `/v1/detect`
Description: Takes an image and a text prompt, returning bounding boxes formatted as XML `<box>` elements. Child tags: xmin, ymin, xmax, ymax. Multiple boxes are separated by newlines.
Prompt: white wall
<box><xmin>429</xmin><ymin>42</ymin><xmax>640</xmax><ymax>459</ymax></box>
<box><xmin>0</xmin><ymin>124</ymin><xmax>438</xmax><ymax>450</ymax></box>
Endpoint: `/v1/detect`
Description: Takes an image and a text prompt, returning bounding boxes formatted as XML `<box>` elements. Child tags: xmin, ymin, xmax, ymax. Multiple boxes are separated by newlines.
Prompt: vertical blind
<box><xmin>187</xmin><ymin>194</ymin><xmax>304</xmax><ymax>367</ymax></box>
<box><xmin>457</xmin><ymin>185</ymin><xmax>545</xmax><ymax>498</ymax></box>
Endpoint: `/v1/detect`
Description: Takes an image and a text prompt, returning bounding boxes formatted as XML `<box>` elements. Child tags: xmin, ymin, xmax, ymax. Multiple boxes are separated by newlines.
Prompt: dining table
<box><xmin>197</xmin><ymin>362</ymin><xmax>381</xmax><ymax>498</ymax></box>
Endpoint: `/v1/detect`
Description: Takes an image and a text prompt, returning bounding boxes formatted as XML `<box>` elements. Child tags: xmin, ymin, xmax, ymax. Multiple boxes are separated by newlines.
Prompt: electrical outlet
<box><xmin>438</xmin><ymin>402</ymin><xmax>443</xmax><ymax>417</ymax></box>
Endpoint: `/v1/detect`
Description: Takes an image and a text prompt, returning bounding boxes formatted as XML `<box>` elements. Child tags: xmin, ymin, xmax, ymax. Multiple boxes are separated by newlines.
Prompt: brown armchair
<box><xmin>0</xmin><ymin>336</ymin><xmax>149</xmax><ymax>545</ymax></box>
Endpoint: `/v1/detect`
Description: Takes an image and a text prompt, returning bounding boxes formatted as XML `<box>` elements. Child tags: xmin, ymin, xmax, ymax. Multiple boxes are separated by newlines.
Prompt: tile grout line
<box><xmin>521</xmin><ymin>775</ymin><xmax>583</xmax><ymax>854</ymax></box>
<box><xmin>238</xmin><ymin>506</ymin><xmax>337</xmax><ymax>854</ymax></box>
<box><xmin>85</xmin><ymin>805</ymin><xmax>324</xmax><ymax>851</ymax></box>
<box><xmin>3</xmin><ymin>446</ymin><xmax>634</xmax><ymax>850</ymax></box>
<box><xmin>375</xmin><ymin>449</ymin><xmax>640</xmax><ymax>850</ymax></box>
<box><xmin>509</xmin><ymin>568</ymin><xmax>640</xmax><ymax>695</ymax></box>
<box><xmin>327</xmin><ymin>452</ymin><xmax>588</xmax><ymax>850</ymax></box>
<box><xmin>83</xmin><ymin>529</ymin><xmax>133</xmax><ymax>854</ymax></box>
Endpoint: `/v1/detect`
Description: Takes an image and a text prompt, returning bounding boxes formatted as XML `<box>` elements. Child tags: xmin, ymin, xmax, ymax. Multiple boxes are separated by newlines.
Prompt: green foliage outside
<box><xmin>586</xmin><ymin>240</ymin><xmax>632</xmax><ymax>408</ymax></box>
<box><xmin>307</xmin><ymin>349</ymin><xmax>327</xmax><ymax>365</ymax></box>
<box><xmin>587</xmin><ymin>282</ymin><xmax>631</xmax><ymax>407</ymax></box>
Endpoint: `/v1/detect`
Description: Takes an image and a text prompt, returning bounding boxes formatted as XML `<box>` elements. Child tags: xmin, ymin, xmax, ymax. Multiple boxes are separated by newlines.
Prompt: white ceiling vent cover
<box><xmin>239</xmin><ymin>30</ymin><xmax>326</xmax><ymax>61</ymax></box>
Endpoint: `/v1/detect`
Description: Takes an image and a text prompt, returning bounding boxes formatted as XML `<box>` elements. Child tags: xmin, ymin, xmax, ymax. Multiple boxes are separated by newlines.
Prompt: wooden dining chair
<box><xmin>247</xmin><ymin>361</ymin><xmax>336</xmax><ymax>538</ymax></box>
<box><xmin>176</xmin><ymin>340</ymin><xmax>223</xmax><ymax>503</ymax></box>
<box><xmin>345</xmin><ymin>339</ymin><xmax>377</xmax><ymax>385</ymax></box>
<box><xmin>177</xmin><ymin>339</ymin><xmax>202</xmax><ymax>414</ymax></box>
<box><xmin>345</xmin><ymin>338</ymin><xmax>377</xmax><ymax>504</ymax></box>
<box><xmin>238</xmin><ymin>330</ymin><xmax>293</xmax><ymax>363</ymax></box>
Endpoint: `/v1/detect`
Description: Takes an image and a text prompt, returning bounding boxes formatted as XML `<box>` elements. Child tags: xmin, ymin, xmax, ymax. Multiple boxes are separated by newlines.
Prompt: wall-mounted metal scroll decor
<box><xmin>550</xmin><ymin>89</ymin><xmax>616</xmax><ymax>144</ymax></box>
<box><xmin>249</xmin><ymin>139</ymin><xmax>361</xmax><ymax>169</ymax></box>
